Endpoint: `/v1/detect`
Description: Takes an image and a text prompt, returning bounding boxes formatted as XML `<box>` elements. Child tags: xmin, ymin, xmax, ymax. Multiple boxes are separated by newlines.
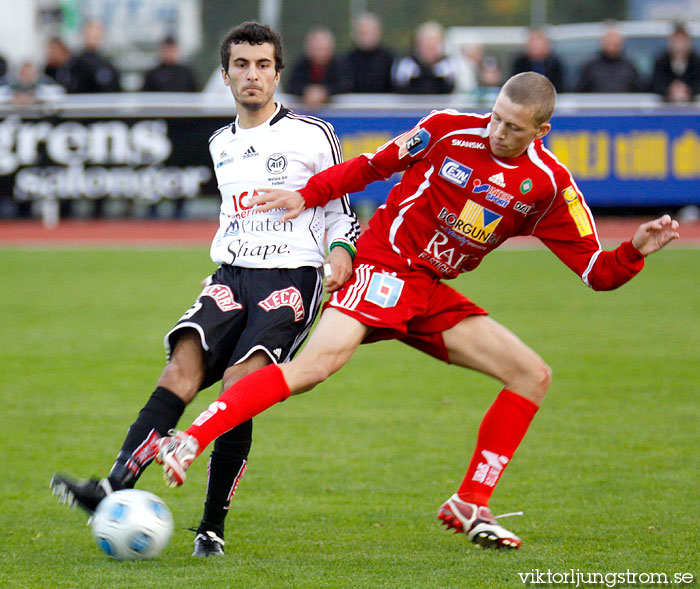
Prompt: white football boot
<box><xmin>437</xmin><ymin>493</ymin><xmax>522</xmax><ymax>549</ymax></box>
<box><xmin>155</xmin><ymin>430</ymin><xmax>199</xmax><ymax>487</ymax></box>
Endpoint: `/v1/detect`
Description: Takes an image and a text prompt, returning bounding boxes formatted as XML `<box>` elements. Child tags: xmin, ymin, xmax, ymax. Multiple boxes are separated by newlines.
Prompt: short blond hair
<box><xmin>501</xmin><ymin>72</ymin><xmax>556</xmax><ymax>126</ymax></box>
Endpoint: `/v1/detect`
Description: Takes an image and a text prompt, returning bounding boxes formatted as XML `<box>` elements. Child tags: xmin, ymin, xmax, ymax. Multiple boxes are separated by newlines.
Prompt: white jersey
<box><xmin>208</xmin><ymin>103</ymin><xmax>359</xmax><ymax>268</ymax></box>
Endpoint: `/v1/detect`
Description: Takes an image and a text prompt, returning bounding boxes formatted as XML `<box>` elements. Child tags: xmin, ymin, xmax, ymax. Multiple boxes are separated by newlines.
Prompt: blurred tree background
<box><xmin>197</xmin><ymin>0</ymin><xmax>627</xmax><ymax>86</ymax></box>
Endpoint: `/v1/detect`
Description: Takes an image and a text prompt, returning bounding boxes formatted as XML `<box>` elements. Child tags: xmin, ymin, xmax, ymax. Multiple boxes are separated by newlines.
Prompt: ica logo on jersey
<box><xmin>224</xmin><ymin>189</ymin><xmax>259</xmax><ymax>216</ymax></box>
<box><xmin>439</xmin><ymin>157</ymin><xmax>473</xmax><ymax>188</ymax></box>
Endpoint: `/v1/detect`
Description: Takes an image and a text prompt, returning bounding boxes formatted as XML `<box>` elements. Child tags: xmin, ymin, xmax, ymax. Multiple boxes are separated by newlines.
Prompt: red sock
<box><xmin>457</xmin><ymin>389</ymin><xmax>539</xmax><ymax>506</ymax></box>
<box><xmin>186</xmin><ymin>364</ymin><xmax>290</xmax><ymax>456</ymax></box>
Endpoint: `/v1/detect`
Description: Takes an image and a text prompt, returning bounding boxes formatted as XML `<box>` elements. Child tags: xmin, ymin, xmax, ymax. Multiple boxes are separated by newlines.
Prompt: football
<box><xmin>90</xmin><ymin>489</ymin><xmax>174</xmax><ymax>560</ymax></box>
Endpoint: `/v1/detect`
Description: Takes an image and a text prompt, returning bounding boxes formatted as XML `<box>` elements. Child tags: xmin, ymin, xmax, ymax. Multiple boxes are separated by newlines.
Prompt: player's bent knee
<box><xmin>158</xmin><ymin>367</ymin><xmax>198</xmax><ymax>403</ymax></box>
<box><xmin>525</xmin><ymin>360</ymin><xmax>552</xmax><ymax>405</ymax></box>
<box><xmin>505</xmin><ymin>355</ymin><xmax>551</xmax><ymax>405</ymax></box>
<box><xmin>544</xmin><ymin>362</ymin><xmax>553</xmax><ymax>386</ymax></box>
<box><xmin>221</xmin><ymin>352</ymin><xmax>270</xmax><ymax>390</ymax></box>
<box><xmin>158</xmin><ymin>339</ymin><xmax>206</xmax><ymax>403</ymax></box>
<box><xmin>538</xmin><ymin>362</ymin><xmax>553</xmax><ymax>395</ymax></box>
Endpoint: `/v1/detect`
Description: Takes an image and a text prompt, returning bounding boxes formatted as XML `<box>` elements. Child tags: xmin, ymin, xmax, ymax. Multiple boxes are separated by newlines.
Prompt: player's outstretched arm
<box><xmin>253</xmin><ymin>189</ymin><xmax>305</xmax><ymax>221</ymax></box>
<box><xmin>631</xmin><ymin>214</ymin><xmax>680</xmax><ymax>257</ymax></box>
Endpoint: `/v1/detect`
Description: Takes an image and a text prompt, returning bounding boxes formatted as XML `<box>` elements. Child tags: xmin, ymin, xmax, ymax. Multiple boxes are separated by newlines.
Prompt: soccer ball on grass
<box><xmin>90</xmin><ymin>489</ymin><xmax>174</xmax><ymax>560</ymax></box>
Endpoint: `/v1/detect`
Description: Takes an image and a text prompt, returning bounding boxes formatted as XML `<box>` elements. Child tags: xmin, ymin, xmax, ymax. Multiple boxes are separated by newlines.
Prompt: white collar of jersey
<box><xmin>488</xmin><ymin>153</ymin><xmax>519</xmax><ymax>169</ymax></box>
<box><xmin>234</xmin><ymin>102</ymin><xmax>282</xmax><ymax>134</ymax></box>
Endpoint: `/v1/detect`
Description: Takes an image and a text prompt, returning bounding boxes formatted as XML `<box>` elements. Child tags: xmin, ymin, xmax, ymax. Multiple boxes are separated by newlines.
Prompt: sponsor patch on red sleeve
<box><xmin>562</xmin><ymin>186</ymin><xmax>593</xmax><ymax>237</ymax></box>
<box><xmin>396</xmin><ymin>127</ymin><xmax>431</xmax><ymax>158</ymax></box>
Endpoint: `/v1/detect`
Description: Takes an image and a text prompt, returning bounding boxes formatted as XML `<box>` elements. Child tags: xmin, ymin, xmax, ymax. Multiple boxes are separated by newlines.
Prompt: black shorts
<box><xmin>165</xmin><ymin>265</ymin><xmax>323</xmax><ymax>389</ymax></box>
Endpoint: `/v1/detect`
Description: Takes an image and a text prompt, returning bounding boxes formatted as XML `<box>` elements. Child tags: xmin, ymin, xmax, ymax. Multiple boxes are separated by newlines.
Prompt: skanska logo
<box><xmin>439</xmin><ymin>157</ymin><xmax>473</xmax><ymax>187</ymax></box>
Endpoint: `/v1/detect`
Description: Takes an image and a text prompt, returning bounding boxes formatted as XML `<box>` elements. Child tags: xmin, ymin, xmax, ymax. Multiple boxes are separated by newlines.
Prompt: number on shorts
<box><xmin>179</xmin><ymin>301</ymin><xmax>202</xmax><ymax>321</ymax></box>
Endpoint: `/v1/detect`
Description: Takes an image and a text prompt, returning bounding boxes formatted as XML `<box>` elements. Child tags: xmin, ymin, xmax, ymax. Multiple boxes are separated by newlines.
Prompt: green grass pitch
<box><xmin>1</xmin><ymin>246</ymin><xmax>697</xmax><ymax>588</ymax></box>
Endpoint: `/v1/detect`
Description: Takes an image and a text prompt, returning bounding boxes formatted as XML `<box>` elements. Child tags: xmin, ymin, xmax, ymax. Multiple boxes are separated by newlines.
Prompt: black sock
<box><xmin>198</xmin><ymin>419</ymin><xmax>253</xmax><ymax>539</ymax></box>
<box><xmin>108</xmin><ymin>386</ymin><xmax>186</xmax><ymax>489</ymax></box>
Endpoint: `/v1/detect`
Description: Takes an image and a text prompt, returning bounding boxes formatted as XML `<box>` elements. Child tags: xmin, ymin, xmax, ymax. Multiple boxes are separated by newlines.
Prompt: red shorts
<box><xmin>326</xmin><ymin>231</ymin><xmax>487</xmax><ymax>362</ymax></box>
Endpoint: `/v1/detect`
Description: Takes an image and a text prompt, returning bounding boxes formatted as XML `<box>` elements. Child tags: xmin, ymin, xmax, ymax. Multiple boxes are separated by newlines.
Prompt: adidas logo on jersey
<box><xmin>488</xmin><ymin>172</ymin><xmax>506</xmax><ymax>187</ymax></box>
<box><xmin>242</xmin><ymin>146</ymin><xmax>258</xmax><ymax>159</ymax></box>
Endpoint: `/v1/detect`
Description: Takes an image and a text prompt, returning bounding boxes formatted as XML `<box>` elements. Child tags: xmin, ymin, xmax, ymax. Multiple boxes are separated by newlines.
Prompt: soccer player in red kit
<box><xmin>155</xmin><ymin>72</ymin><xmax>680</xmax><ymax>549</ymax></box>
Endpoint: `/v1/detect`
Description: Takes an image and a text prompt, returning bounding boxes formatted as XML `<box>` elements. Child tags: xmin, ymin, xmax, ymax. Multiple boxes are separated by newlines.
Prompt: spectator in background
<box><xmin>576</xmin><ymin>25</ymin><xmax>642</xmax><ymax>93</ymax></box>
<box><xmin>44</xmin><ymin>37</ymin><xmax>77</xmax><ymax>92</ymax></box>
<box><xmin>477</xmin><ymin>55</ymin><xmax>503</xmax><ymax>104</ymax></box>
<box><xmin>649</xmin><ymin>23</ymin><xmax>700</xmax><ymax>103</ymax></box>
<box><xmin>392</xmin><ymin>21</ymin><xmax>455</xmax><ymax>94</ymax></box>
<box><xmin>287</xmin><ymin>27</ymin><xmax>349</xmax><ymax>109</ymax></box>
<box><xmin>142</xmin><ymin>35</ymin><xmax>199</xmax><ymax>93</ymax></box>
<box><xmin>452</xmin><ymin>42</ymin><xmax>483</xmax><ymax>96</ymax></box>
<box><xmin>452</xmin><ymin>44</ymin><xmax>502</xmax><ymax>104</ymax></box>
<box><xmin>0</xmin><ymin>53</ymin><xmax>7</xmax><ymax>78</ymax></box>
<box><xmin>0</xmin><ymin>60</ymin><xmax>67</xmax><ymax>218</ymax></box>
<box><xmin>345</xmin><ymin>12</ymin><xmax>394</xmax><ymax>93</ymax></box>
<box><xmin>71</xmin><ymin>19</ymin><xmax>122</xmax><ymax>94</ymax></box>
<box><xmin>142</xmin><ymin>35</ymin><xmax>197</xmax><ymax>219</ymax></box>
<box><xmin>70</xmin><ymin>19</ymin><xmax>121</xmax><ymax>218</ymax></box>
<box><xmin>0</xmin><ymin>59</ymin><xmax>65</xmax><ymax>106</ymax></box>
<box><xmin>511</xmin><ymin>28</ymin><xmax>564</xmax><ymax>92</ymax></box>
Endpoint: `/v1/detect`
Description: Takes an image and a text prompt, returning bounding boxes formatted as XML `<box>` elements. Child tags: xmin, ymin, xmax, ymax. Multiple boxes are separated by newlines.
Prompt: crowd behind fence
<box><xmin>0</xmin><ymin>15</ymin><xmax>699</xmax><ymax>222</ymax></box>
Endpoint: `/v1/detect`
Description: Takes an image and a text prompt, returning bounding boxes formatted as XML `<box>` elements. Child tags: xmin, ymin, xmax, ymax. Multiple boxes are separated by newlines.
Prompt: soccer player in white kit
<box><xmin>50</xmin><ymin>22</ymin><xmax>359</xmax><ymax>557</ymax></box>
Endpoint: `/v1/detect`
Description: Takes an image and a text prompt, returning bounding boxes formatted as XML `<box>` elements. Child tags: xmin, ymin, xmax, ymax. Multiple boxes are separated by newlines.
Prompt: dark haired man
<box><xmin>71</xmin><ymin>19</ymin><xmax>122</xmax><ymax>94</ymax></box>
<box><xmin>50</xmin><ymin>21</ymin><xmax>359</xmax><ymax>557</ymax></box>
<box><xmin>576</xmin><ymin>25</ymin><xmax>642</xmax><ymax>93</ymax></box>
<box><xmin>649</xmin><ymin>23</ymin><xmax>700</xmax><ymax>102</ymax></box>
<box><xmin>345</xmin><ymin>12</ymin><xmax>395</xmax><ymax>93</ymax></box>
<box><xmin>142</xmin><ymin>36</ymin><xmax>199</xmax><ymax>93</ymax></box>
<box><xmin>156</xmin><ymin>72</ymin><xmax>679</xmax><ymax>550</ymax></box>
<box><xmin>511</xmin><ymin>28</ymin><xmax>564</xmax><ymax>92</ymax></box>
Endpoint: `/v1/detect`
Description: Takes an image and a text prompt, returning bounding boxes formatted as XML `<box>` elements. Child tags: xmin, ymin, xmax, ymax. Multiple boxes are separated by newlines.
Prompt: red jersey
<box><xmin>300</xmin><ymin>109</ymin><xmax>644</xmax><ymax>291</ymax></box>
